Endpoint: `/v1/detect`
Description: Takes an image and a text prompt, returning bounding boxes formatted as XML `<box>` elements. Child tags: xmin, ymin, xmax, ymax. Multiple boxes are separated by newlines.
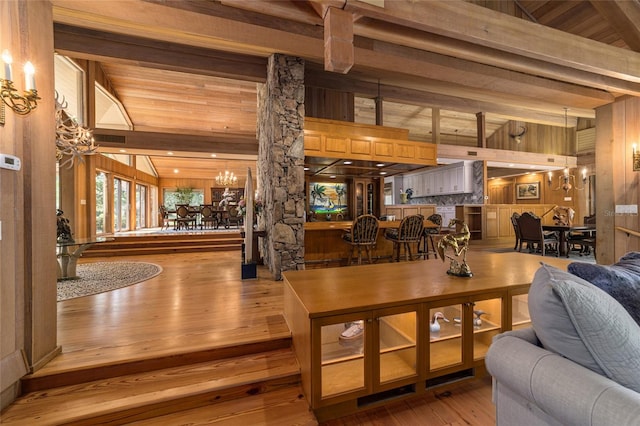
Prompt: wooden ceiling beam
<box><xmin>305</xmin><ymin>68</ymin><xmax>584</xmax><ymax>126</ymax></box>
<box><xmin>353</xmin><ymin>19</ymin><xmax>640</xmax><ymax>97</ymax></box>
<box><xmin>354</xmin><ymin>37</ymin><xmax>613</xmax><ymax>108</ymax></box>
<box><xmin>92</xmin><ymin>129</ymin><xmax>258</xmax><ymax>156</ymax></box>
<box><xmin>343</xmin><ymin>0</ymin><xmax>640</xmax><ymax>83</ymax></box>
<box><xmin>54</xmin><ymin>23</ymin><xmax>267</xmax><ymax>82</ymax></box>
<box><xmin>589</xmin><ymin>0</ymin><xmax>640</xmax><ymax>52</ymax></box>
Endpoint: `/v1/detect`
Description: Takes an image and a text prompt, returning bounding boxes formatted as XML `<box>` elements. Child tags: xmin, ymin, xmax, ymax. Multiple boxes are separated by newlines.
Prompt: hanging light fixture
<box><xmin>216</xmin><ymin>170</ymin><xmax>238</xmax><ymax>186</ymax></box>
<box><xmin>548</xmin><ymin>108</ymin><xmax>586</xmax><ymax>194</ymax></box>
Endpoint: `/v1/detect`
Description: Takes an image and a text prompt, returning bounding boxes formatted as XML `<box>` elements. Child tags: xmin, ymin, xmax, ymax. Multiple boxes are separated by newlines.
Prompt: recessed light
<box><xmin>380</xmin><ymin>171</ymin><xmax>388</xmax><ymax>175</ymax></box>
<box><xmin>376</xmin><ymin>163</ymin><xmax>385</xmax><ymax>167</ymax></box>
<box><xmin>343</xmin><ymin>160</ymin><xmax>352</xmax><ymax>165</ymax></box>
<box><xmin>119</xmin><ymin>149</ymin><xmax>126</xmax><ymax>153</ymax></box>
<box><xmin>304</xmin><ymin>167</ymin><xmax>309</xmax><ymax>171</ymax></box>
<box><xmin>509</xmin><ymin>164</ymin><xmax>515</xmax><ymax>167</ymax></box>
<box><xmin>210</xmin><ymin>154</ymin><xmax>217</xmax><ymax>157</ymax></box>
<box><xmin>173</xmin><ymin>169</ymin><xmax>179</xmax><ymax>174</ymax></box>
<box><xmin>330</xmin><ymin>175</ymin><xmax>336</xmax><ymax>179</ymax></box>
<box><xmin>167</xmin><ymin>152</ymin><xmax>174</xmax><ymax>155</ymax></box>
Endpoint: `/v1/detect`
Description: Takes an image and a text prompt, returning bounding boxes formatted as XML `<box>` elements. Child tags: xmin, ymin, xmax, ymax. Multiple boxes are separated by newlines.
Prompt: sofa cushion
<box><xmin>529</xmin><ymin>263</ymin><xmax>640</xmax><ymax>392</ymax></box>
<box><xmin>568</xmin><ymin>252</ymin><xmax>640</xmax><ymax>325</ymax></box>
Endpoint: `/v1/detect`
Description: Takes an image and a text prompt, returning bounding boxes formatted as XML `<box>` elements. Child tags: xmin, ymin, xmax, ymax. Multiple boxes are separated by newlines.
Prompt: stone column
<box><xmin>257</xmin><ymin>55</ymin><xmax>306</xmax><ymax>280</ymax></box>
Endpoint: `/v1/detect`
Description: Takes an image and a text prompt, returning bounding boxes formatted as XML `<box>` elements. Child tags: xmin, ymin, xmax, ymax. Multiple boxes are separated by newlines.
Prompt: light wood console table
<box><xmin>283</xmin><ymin>251</ymin><xmax>571</xmax><ymax>421</ymax></box>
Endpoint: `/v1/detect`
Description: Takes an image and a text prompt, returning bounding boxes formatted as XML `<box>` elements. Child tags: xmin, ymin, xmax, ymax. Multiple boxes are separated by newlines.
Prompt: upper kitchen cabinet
<box><xmin>405</xmin><ymin>162</ymin><xmax>474</xmax><ymax>197</ymax></box>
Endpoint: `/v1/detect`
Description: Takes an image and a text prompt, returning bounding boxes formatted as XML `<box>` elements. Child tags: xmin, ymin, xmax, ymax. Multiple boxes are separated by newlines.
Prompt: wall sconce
<box><xmin>633</xmin><ymin>144</ymin><xmax>640</xmax><ymax>171</ymax></box>
<box><xmin>1</xmin><ymin>49</ymin><xmax>40</xmax><ymax>126</ymax></box>
<box><xmin>548</xmin><ymin>167</ymin><xmax>587</xmax><ymax>194</ymax></box>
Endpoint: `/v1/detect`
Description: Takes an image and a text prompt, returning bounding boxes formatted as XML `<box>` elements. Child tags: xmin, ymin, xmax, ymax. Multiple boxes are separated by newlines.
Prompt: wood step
<box><xmin>84</xmin><ymin>243</ymin><xmax>241</xmax><ymax>257</ymax></box>
<box><xmin>23</xmin><ymin>316</ymin><xmax>292</xmax><ymax>393</ymax></box>
<box><xmin>129</xmin><ymin>386</ymin><xmax>317</xmax><ymax>425</ymax></box>
<box><xmin>1</xmin><ymin>349</ymin><xmax>304</xmax><ymax>425</ymax></box>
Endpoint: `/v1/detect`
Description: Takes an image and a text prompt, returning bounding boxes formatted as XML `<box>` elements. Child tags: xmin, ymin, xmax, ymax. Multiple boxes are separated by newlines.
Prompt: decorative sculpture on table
<box><xmin>56</xmin><ymin>209</ymin><xmax>74</xmax><ymax>243</ymax></box>
<box><xmin>437</xmin><ymin>218</ymin><xmax>472</xmax><ymax>277</ymax></box>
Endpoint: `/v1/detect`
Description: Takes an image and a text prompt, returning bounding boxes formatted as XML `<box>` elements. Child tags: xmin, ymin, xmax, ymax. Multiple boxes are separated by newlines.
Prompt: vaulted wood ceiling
<box><xmin>51</xmin><ymin>0</ymin><xmax>640</xmax><ymax>179</ymax></box>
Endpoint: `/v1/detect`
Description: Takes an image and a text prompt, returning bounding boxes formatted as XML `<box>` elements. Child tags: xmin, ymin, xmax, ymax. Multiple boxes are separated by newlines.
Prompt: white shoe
<box><xmin>340</xmin><ymin>321</ymin><xmax>364</xmax><ymax>340</ymax></box>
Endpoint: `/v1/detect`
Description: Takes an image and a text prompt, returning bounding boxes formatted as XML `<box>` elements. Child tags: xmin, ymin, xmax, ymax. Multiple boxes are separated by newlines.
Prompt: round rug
<box><xmin>57</xmin><ymin>262</ymin><xmax>163</xmax><ymax>301</ymax></box>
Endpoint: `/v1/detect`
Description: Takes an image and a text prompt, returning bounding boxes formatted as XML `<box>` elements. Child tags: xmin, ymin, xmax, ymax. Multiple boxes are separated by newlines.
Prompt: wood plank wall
<box><xmin>0</xmin><ymin>1</ymin><xmax>58</xmax><ymax>410</ymax></box>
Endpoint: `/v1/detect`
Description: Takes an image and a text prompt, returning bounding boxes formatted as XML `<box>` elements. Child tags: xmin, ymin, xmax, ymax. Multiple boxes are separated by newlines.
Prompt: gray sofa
<box><xmin>485</xmin><ymin>260</ymin><xmax>640</xmax><ymax>426</ymax></box>
<box><xmin>486</xmin><ymin>327</ymin><xmax>640</xmax><ymax>426</ymax></box>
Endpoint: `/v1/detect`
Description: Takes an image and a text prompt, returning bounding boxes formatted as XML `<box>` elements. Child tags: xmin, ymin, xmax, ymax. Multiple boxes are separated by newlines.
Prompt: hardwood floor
<box><xmin>5</xmin><ymin>241</ymin><xmax>557</xmax><ymax>425</ymax></box>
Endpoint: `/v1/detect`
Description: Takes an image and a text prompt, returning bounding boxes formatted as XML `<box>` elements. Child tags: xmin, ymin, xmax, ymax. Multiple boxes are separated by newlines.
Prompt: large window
<box><xmin>163</xmin><ymin>188</ymin><xmax>204</xmax><ymax>210</ymax></box>
<box><xmin>96</xmin><ymin>172</ymin><xmax>108</xmax><ymax>234</ymax></box>
<box><xmin>135</xmin><ymin>184</ymin><xmax>147</xmax><ymax>230</ymax></box>
<box><xmin>114</xmin><ymin>177</ymin><xmax>130</xmax><ymax>232</ymax></box>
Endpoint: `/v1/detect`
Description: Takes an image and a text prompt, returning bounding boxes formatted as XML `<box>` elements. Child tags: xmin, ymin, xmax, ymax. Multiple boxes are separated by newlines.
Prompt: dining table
<box><xmin>542</xmin><ymin>223</ymin><xmax>596</xmax><ymax>257</ymax></box>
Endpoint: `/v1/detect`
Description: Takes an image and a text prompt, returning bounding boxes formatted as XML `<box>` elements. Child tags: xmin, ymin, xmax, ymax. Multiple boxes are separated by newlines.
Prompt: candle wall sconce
<box><xmin>1</xmin><ymin>50</ymin><xmax>40</xmax><ymax>126</ymax></box>
<box><xmin>633</xmin><ymin>144</ymin><xmax>640</xmax><ymax>172</ymax></box>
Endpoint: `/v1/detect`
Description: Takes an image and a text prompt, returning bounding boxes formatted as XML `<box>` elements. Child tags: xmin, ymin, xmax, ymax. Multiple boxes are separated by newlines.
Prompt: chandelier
<box><xmin>216</xmin><ymin>170</ymin><xmax>237</xmax><ymax>186</ymax></box>
<box><xmin>548</xmin><ymin>167</ymin><xmax>586</xmax><ymax>194</ymax></box>
<box><xmin>55</xmin><ymin>92</ymin><xmax>97</xmax><ymax>168</ymax></box>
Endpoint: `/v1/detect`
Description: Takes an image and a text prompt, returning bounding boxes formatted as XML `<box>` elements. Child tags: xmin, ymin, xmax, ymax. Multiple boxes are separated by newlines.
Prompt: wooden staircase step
<box><xmin>1</xmin><ymin>349</ymin><xmax>302</xmax><ymax>426</ymax></box>
<box><xmin>23</xmin><ymin>315</ymin><xmax>292</xmax><ymax>392</ymax></box>
<box><xmin>82</xmin><ymin>233</ymin><xmax>244</xmax><ymax>257</ymax></box>
<box><xmin>129</xmin><ymin>386</ymin><xmax>317</xmax><ymax>425</ymax></box>
<box><xmin>84</xmin><ymin>244</ymin><xmax>241</xmax><ymax>257</ymax></box>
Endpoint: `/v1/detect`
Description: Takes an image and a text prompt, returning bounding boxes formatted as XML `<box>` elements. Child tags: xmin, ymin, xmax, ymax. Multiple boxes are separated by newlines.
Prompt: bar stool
<box><xmin>384</xmin><ymin>214</ymin><xmax>424</xmax><ymax>262</ymax></box>
<box><xmin>421</xmin><ymin>213</ymin><xmax>442</xmax><ymax>260</ymax></box>
<box><xmin>342</xmin><ymin>214</ymin><xmax>379</xmax><ymax>265</ymax></box>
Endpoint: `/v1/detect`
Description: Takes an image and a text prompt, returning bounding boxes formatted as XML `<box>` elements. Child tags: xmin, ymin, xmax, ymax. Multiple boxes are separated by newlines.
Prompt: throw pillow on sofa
<box><xmin>528</xmin><ymin>263</ymin><xmax>640</xmax><ymax>393</ymax></box>
<box><xmin>568</xmin><ymin>252</ymin><xmax>640</xmax><ymax>325</ymax></box>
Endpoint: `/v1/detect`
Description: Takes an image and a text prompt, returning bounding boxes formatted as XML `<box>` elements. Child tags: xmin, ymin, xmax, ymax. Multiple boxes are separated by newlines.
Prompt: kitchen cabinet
<box><xmin>404</xmin><ymin>161</ymin><xmax>474</xmax><ymax>197</ymax></box>
<box><xmin>283</xmin><ymin>252</ymin><xmax>571</xmax><ymax>421</ymax></box>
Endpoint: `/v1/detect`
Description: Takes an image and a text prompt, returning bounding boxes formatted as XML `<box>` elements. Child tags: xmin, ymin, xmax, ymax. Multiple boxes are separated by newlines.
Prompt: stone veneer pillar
<box><xmin>257</xmin><ymin>54</ymin><xmax>306</xmax><ymax>280</ymax></box>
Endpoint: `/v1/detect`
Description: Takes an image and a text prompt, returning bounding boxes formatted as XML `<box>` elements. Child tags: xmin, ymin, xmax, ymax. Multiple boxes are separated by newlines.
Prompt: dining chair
<box><xmin>227</xmin><ymin>205</ymin><xmax>243</xmax><ymax>228</ymax></box>
<box><xmin>516</xmin><ymin>211</ymin><xmax>558</xmax><ymax>257</ymax></box>
<box><xmin>384</xmin><ymin>214</ymin><xmax>425</xmax><ymax>262</ymax></box>
<box><xmin>342</xmin><ymin>214</ymin><xmax>379</xmax><ymax>265</ymax></box>
<box><xmin>511</xmin><ymin>212</ymin><xmax>521</xmax><ymax>251</ymax></box>
<box><xmin>175</xmin><ymin>204</ymin><xmax>196</xmax><ymax>230</ymax></box>
<box><xmin>199</xmin><ymin>205</ymin><xmax>216</xmax><ymax>229</ymax></box>
<box><xmin>159</xmin><ymin>205</ymin><xmax>175</xmax><ymax>230</ymax></box>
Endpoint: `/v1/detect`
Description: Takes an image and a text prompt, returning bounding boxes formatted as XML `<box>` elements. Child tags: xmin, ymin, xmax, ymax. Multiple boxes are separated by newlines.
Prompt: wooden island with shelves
<box><xmin>283</xmin><ymin>251</ymin><xmax>571</xmax><ymax>421</ymax></box>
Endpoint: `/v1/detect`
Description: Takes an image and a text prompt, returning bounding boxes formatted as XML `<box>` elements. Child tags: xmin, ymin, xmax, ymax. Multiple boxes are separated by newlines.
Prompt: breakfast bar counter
<box><xmin>304</xmin><ymin>219</ymin><xmax>437</xmax><ymax>266</ymax></box>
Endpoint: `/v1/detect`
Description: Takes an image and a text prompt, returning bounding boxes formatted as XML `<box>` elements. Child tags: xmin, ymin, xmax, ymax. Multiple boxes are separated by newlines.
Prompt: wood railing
<box><xmin>616</xmin><ymin>226</ymin><xmax>640</xmax><ymax>238</ymax></box>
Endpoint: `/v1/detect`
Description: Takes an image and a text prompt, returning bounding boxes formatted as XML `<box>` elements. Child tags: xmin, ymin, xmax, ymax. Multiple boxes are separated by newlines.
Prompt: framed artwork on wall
<box><xmin>516</xmin><ymin>182</ymin><xmax>540</xmax><ymax>200</ymax></box>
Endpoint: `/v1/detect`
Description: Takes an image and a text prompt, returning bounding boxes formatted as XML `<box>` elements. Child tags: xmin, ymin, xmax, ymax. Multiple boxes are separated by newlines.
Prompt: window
<box><xmin>114</xmin><ymin>177</ymin><xmax>130</xmax><ymax>232</ymax></box>
<box><xmin>96</xmin><ymin>172</ymin><xmax>108</xmax><ymax>234</ymax></box>
<box><xmin>135</xmin><ymin>184</ymin><xmax>147</xmax><ymax>230</ymax></box>
<box><xmin>163</xmin><ymin>188</ymin><xmax>204</xmax><ymax>210</ymax></box>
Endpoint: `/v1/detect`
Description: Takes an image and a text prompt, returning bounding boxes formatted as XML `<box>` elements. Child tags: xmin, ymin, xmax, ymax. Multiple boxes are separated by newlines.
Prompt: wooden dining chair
<box><xmin>516</xmin><ymin>211</ymin><xmax>558</xmax><ymax>257</ymax></box>
<box><xmin>175</xmin><ymin>204</ymin><xmax>196</xmax><ymax>230</ymax></box>
<box><xmin>384</xmin><ymin>214</ymin><xmax>424</xmax><ymax>262</ymax></box>
<box><xmin>511</xmin><ymin>212</ymin><xmax>522</xmax><ymax>251</ymax></box>
<box><xmin>199</xmin><ymin>205</ymin><xmax>216</xmax><ymax>229</ymax></box>
<box><xmin>342</xmin><ymin>214</ymin><xmax>379</xmax><ymax>265</ymax></box>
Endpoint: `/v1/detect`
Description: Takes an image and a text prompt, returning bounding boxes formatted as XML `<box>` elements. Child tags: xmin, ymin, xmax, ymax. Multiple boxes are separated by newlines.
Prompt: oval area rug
<box><xmin>57</xmin><ymin>262</ymin><xmax>163</xmax><ymax>301</ymax></box>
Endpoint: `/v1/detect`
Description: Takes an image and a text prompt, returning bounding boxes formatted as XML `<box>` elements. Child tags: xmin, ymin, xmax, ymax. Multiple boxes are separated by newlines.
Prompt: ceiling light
<box><xmin>380</xmin><ymin>171</ymin><xmax>387</xmax><ymax>175</ymax></box>
<box><xmin>167</xmin><ymin>151</ymin><xmax>173</xmax><ymax>155</ymax></box>
<box><xmin>216</xmin><ymin>170</ymin><xmax>238</xmax><ymax>186</ymax></box>
<box><xmin>211</xmin><ymin>154</ymin><xmax>217</xmax><ymax>157</ymax></box>
<box><xmin>330</xmin><ymin>175</ymin><xmax>336</xmax><ymax>179</ymax></box>
<box><xmin>304</xmin><ymin>167</ymin><xmax>309</xmax><ymax>171</ymax></box>
<box><xmin>376</xmin><ymin>163</ymin><xmax>385</xmax><ymax>167</ymax></box>
<box><xmin>119</xmin><ymin>149</ymin><xmax>127</xmax><ymax>153</ymax></box>
<box><xmin>343</xmin><ymin>161</ymin><xmax>352</xmax><ymax>165</ymax></box>
<box><xmin>173</xmin><ymin>169</ymin><xmax>179</xmax><ymax>173</ymax></box>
